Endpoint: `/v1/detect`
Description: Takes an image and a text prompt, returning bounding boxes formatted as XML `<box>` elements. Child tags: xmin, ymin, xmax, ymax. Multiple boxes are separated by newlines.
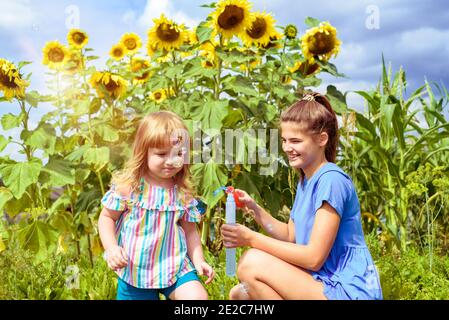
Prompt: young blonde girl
<box><xmin>98</xmin><ymin>111</ymin><xmax>214</xmax><ymax>300</ymax></box>
<box><xmin>221</xmin><ymin>92</ymin><xmax>382</xmax><ymax>300</ymax></box>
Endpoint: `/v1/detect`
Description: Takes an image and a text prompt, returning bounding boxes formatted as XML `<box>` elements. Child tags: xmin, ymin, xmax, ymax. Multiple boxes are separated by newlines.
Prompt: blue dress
<box><xmin>290</xmin><ymin>162</ymin><xmax>383</xmax><ymax>300</ymax></box>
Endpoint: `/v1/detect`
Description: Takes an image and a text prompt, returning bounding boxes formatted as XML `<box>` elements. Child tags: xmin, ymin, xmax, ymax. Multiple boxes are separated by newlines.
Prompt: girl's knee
<box><xmin>229</xmin><ymin>283</ymin><xmax>250</xmax><ymax>300</ymax></box>
<box><xmin>187</xmin><ymin>286</ymin><xmax>208</xmax><ymax>300</ymax></box>
<box><xmin>237</xmin><ymin>248</ymin><xmax>265</xmax><ymax>278</ymax></box>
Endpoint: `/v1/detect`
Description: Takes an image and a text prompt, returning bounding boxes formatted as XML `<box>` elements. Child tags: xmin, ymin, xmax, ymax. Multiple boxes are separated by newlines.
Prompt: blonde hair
<box><xmin>111</xmin><ymin>111</ymin><xmax>195</xmax><ymax>200</ymax></box>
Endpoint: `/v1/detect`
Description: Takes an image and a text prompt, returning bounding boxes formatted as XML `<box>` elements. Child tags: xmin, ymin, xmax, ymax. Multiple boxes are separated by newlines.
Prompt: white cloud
<box><xmin>138</xmin><ymin>0</ymin><xmax>199</xmax><ymax>29</ymax></box>
<box><xmin>0</xmin><ymin>0</ymin><xmax>38</xmax><ymax>29</ymax></box>
<box><xmin>122</xmin><ymin>10</ymin><xmax>137</xmax><ymax>26</ymax></box>
<box><xmin>396</xmin><ymin>27</ymin><xmax>449</xmax><ymax>54</ymax></box>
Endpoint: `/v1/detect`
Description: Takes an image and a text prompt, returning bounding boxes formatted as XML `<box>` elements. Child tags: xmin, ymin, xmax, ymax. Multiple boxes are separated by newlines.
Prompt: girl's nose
<box><xmin>283</xmin><ymin>143</ymin><xmax>293</xmax><ymax>152</ymax></box>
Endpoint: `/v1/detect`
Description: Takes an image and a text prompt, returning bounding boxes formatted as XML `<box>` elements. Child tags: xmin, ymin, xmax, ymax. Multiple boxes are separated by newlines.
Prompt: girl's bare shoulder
<box><xmin>115</xmin><ymin>183</ymin><xmax>133</xmax><ymax>198</ymax></box>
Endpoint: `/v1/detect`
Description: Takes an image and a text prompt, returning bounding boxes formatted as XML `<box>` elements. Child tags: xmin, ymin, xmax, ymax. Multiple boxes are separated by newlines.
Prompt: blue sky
<box><xmin>1</xmin><ymin>0</ymin><xmax>449</xmax><ymax>159</ymax></box>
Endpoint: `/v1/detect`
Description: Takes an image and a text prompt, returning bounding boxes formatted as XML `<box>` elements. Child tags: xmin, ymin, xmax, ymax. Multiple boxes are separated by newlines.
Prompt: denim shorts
<box><xmin>116</xmin><ymin>271</ymin><xmax>200</xmax><ymax>300</ymax></box>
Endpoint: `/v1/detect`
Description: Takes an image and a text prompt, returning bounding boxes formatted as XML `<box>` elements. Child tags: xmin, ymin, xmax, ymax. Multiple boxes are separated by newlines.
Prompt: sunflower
<box><xmin>120</xmin><ymin>33</ymin><xmax>142</xmax><ymax>55</ymax></box>
<box><xmin>260</xmin><ymin>30</ymin><xmax>284</xmax><ymax>50</ymax></box>
<box><xmin>110</xmin><ymin>43</ymin><xmax>127</xmax><ymax>61</ymax></box>
<box><xmin>201</xmin><ymin>59</ymin><xmax>215</xmax><ymax>69</ymax></box>
<box><xmin>67</xmin><ymin>29</ymin><xmax>89</xmax><ymax>49</ymax></box>
<box><xmin>130</xmin><ymin>58</ymin><xmax>152</xmax><ymax>84</ymax></box>
<box><xmin>63</xmin><ymin>50</ymin><xmax>85</xmax><ymax>75</ymax></box>
<box><xmin>241</xmin><ymin>12</ymin><xmax>277</xmax><ymax>47</ymax></box>
<box><xmin>42</xmin><ymin>41</ymin><xmax>70</xmax><ymax>69</ymax></box>
<box><xmin>0</xmin><ymin>59</ymin><xmax>29</xmax><ymax>100</ymax></box>
<box><xmin>288</xmin><ymin>60</ymin><xmax>320</xmax><ymax>77</ymax></box>
<box><xmin>209</xmin><ymin>0</ymin><xmax>253</xmax><ymax>39</ymax></box>
<box><xmin>239</xmin><ymin>56</ymin><xmax>261</xmax><ymax>71</ymax></box>
<box><xmin>301</xmin><ymin>21</ymin><xmax>341</xmax><ymax>63</ymax></box>
<box><xmin>89</xmin><ymin>71</ymin><xmax>128</xmax><ymax>99</ymax></box>
<box><xmin>150</xmin><ymin>88</ymin><xmax>167</xmax><ymax>103</ymax></box>
<box><xmin>199</xmin><ymin>41</ymin><xmax>217</xmax><ymax>61</ymax></box>
<box><xmin>187</xmin><ymin>28</ymin><xmax>199</xmax><ymax>46</ymax></box>
<box><xmin>284</xmin><ymin>24</ymin><xmax>298</xmax><ymax>40</ymax></box>
<box><xmin>147</xmin><ymin>14</ymin><xmax>188</xmax><ymax>51</ymax></box>
<box><xmin>280</xmin><ymin>74</ymin><xmax>292</xmax><ymax>85</ymax></box>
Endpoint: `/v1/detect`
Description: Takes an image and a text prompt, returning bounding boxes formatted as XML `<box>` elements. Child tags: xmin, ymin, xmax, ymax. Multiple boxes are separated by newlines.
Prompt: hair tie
<box><xmin>303</xmin><ymin>94</ymin><xmax>315</xmax><ymax>101</ymax></box>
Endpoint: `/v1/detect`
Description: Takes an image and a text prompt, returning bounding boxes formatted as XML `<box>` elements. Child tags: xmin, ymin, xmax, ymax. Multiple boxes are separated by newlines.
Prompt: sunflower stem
<box><xmin>171</xmin><ymin>51</ymin><xmax>179</xmax><ymax>96</ymax></box>
<box><xmin>18</xmin><ymin>99</ymin><xmax>37</xmax><ymax>208</ymax></box>
<box><xmin>214</xmin><ymin>35</ymin><xmax>224</xmax><ymax>100</ymax></box>
<box><xmin>55</xmin><ymin>71</ymin><xmax>64</xmax><ymax>136</ymax></box>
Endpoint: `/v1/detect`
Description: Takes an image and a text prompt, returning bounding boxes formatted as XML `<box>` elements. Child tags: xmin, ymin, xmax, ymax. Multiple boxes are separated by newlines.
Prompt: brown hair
<box><xmin>280</xmin><ymin>92</ymin><xmax>339</xmax><ymax>183</ymax></box>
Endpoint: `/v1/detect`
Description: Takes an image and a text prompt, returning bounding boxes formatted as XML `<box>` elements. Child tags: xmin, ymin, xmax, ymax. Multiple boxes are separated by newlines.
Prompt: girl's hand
<box><xmin>195</xmin><ymin>261</ymin><xmax>215</xmax><ymax>285</ymax></box>
<box><xmin>221</xmin><ymin>223</ymin><xmax>255</xmax><ymax>248</ymax></box>
<box><xmin>233</xmin><ymin>189</ymin><xmax>258</xmax><ymax>215</ymax></box>
<box><xmin>104</xmin><ymin>245</ymin><xmax>128</xmax><ymax>271</ymax></box>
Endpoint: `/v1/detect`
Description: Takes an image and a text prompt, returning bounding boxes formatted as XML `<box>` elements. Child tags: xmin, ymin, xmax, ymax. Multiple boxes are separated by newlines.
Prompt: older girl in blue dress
<box><xmin>221</xmin><ymin>92</ymin><xmax>383</xmax><ymax>300</ymax></box>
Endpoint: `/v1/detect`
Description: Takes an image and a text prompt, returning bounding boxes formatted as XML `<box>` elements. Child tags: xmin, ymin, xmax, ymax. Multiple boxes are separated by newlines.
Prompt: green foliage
<box><xmin>366</xmin><ymin>232</ymin><xmax>449</xmax><ymax>300</ymax></box>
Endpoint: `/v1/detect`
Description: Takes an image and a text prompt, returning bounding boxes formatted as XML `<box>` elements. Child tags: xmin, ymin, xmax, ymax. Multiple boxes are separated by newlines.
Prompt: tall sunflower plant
<box><xmin>0</xmin><ymin>0</ymin><xmax>345</xmax><ymax>258</ymax></box>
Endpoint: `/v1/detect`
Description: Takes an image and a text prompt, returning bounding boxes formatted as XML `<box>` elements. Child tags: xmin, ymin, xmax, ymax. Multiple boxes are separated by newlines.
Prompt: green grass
<box><xmin>1</xmin><ymin>237</ymin><xmax>448</xmax><ymax>300</ymax></box>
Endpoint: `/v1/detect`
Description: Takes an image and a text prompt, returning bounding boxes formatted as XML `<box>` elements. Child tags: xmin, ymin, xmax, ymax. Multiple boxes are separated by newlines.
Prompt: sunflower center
<box><xmin>132</xmin><ymin>62</ymin><xmax>143</xmax><ymax>72</ymax></box>
<box><xmin>113</xmin><ymin>48</ymin><xmax>124</xmax><ymax>57</ymax></box>
<box><xmin>154</xmin><ymin>92</ymin><xmax>162</xmax><ymax>100</ymax></box>
<box><xmin>48</xmin><ymin>48</ymin><xmax>65</xmax><ymax>63</ymax></box>
<box><xmin>156</xmin><ymin>23</ymin><xmax>180</xmax><ymax>42</ymax></box>
<box><xmin>299</xmin><ymin>62</ymin><xmax>319</xmax><ymax>76</ymax></box>
<box><xmin>104</xmin><ymin>80</ymin><xmax>119</xmax><ymax>92</ymax></box>
<box><xmin>136</xmin><ymin>71</ymin><xmax>149</xmax><ymax>80</ymax></box>
<box><xmin>0</xmin><ymin>72</ymin><xmax>18</xmax><ymax>88</ymax></box>
<box><xmin>218</xmin><ymin>5</ymin><xmax>244</xmax><ymax>30</ymax></box>
<box><xmin>73</xmin><ymin>32</ymin><xmax>86</xmax><ymax>45</ymax></box>
<box><xmin>246</xmin><ymin>17</ymin><xmax>267</xmax><ymax>39</ymax></box>
<box><xmin>124</xmin><ymin>38</ymin><xmax>137</xmax><ymax>50</ymax></box>
<box><xmin>66</xmin><ymin>58</ymin><xmax>81</xmax><ymax>71</ymax></box>
<box><xmin>309</xmin><ymin>32</ymin><xmax>335</xmax><ymax>55</ymax></box>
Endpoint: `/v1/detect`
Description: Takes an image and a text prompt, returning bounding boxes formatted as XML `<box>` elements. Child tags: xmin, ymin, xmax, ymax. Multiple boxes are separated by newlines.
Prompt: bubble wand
<box><xmin>214</xmin><ymin>186</ymin><xmax>244</xmax><ymax>277</ymax></box>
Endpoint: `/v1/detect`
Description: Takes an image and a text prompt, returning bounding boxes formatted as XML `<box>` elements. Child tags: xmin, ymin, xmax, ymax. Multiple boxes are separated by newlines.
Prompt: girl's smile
<box><xmin>281</xmin><ymin>121</ymin><xmax>328</xmax><ymax>179</ymax></box>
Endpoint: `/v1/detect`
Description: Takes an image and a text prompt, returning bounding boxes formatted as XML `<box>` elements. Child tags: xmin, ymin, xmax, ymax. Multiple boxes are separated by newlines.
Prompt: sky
<box><xmin>1</xmin><ymin>0</ymin><xmax>449</xmax><ymax>160</ymax></box>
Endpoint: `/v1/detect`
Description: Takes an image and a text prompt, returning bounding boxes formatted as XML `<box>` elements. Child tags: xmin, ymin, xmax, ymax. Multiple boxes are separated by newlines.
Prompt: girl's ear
<box><xmin>319</xmin><ymin>132</ymin><xmax>329</xmax><ymax>147</ymax></box>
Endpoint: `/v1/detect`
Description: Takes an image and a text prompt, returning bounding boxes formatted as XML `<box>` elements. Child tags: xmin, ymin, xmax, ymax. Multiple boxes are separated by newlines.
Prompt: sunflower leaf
<box><xmin>40</xmin><ymin>157</ymin><xmax>75</xmax><ymax>187</ymax></box>
<box><xmin>191</xmin><ymin>160</ymin><xmax>228</xmax><ymax>207</ymax></box>
<box><xmin>25</xmin><ymin>90</ymin><xmax>41</xmax><ymax>107</ymax></box>
<box><xmin>200</xmin><ymin>3</ymin><xmax>217</xmax><ymax>8</ymax></box>
<box><xmin>305</xmin><ymin>17</ymin><xmax>321</xmax><ymax>28</ymax></box>
<box><xmin>18</xmin><ymin>61</ymin><xmax>32</xmax><ymax>69</ymax></box>
<box><xmin>196</xmin><ymin>21</ymin><xmax>213</xmax><ymax>43</ymax></box>
<box><xmin>0</xmin><ymin>187</ymin><xmax>13</xmax><ymax>212</ymax></box>
<box><xmin>1</xmin><ymin>113</ymin><xmax>23</xmax><ymax>130</ymax></box>
<box><xmin>83</xmin><ymin>146</ymin><xmax>110</xmax><ymax>171</ymax></box>
<box><xmin>0</xmin><ymin>135</ymin><xmax>9</xmax><ymax>152</ymax></box>
<box><xmin>24</xmin><ymin>123</ymin><xmax>56</xmax><ymax>154</ymax></box>
<box><xmin>0</xmin><ymin>158</ymin><xmax>42</xmax><ymax>199</ymax></box>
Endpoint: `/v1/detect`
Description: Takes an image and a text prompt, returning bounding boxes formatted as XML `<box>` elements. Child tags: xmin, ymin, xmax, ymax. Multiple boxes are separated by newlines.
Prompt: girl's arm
<box><xmin>180</xmin><ymin>220</ymin><xmax>214</xmax><ymax>284</ymax></box>
<box><xmin>98</xmin><ymin>207</ymin><xmax>121</xmax><ymax>251</ymax></box>
<box><xmin>250</xmin><ymin>203</ymin><xmax>295</xmax><ymax>242</ymax></box>
<box><xmin>222</xmin><ymin>202</ymin><xmax>340</xmax><ymax>271</ymax></box>
<box><xmin>236</xmin><ymin>189</ymin><xmax>293</xmax><ymax>242</ymax></box>
<box><xmin>98</xmin><ymin>207</ymin><xmax>129</xmax><ymax>270</ymax></box>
